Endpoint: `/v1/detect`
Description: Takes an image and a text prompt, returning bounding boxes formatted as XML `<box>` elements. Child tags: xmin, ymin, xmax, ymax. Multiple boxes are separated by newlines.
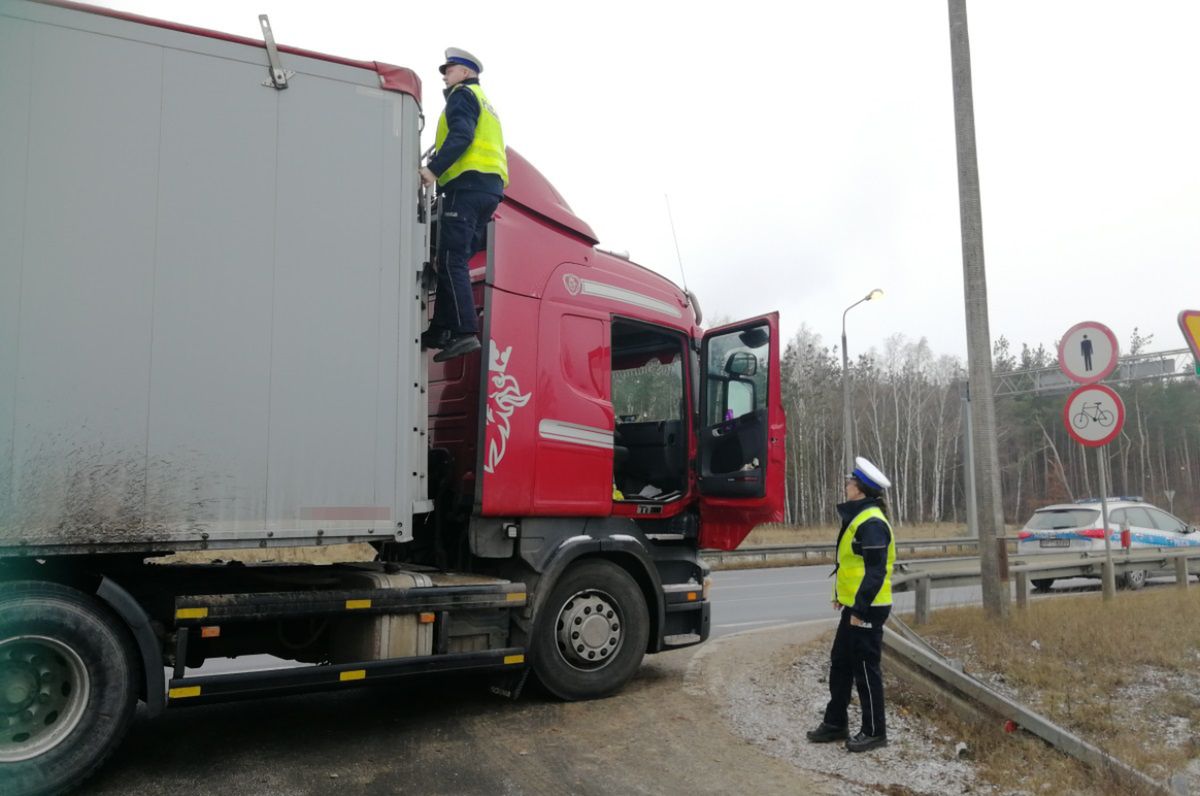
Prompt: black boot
<box><xmin>805</xmin><ymin>722</ymin><xmax>849</xmax><ymax>743</ymax></box>
<box><xmin>433</xmin><ymin>334</ymin><xmax>481</xmax><ymax>362</ymax></box>
<box><xmin>421</xmin><ymin>327</ymin><xmax>451</xmax><ymax>351</ymax></box>
<box><xmin>845</xmin><ymin>731</ymin><xmax>888</xmax><ymax>752</ymax></box>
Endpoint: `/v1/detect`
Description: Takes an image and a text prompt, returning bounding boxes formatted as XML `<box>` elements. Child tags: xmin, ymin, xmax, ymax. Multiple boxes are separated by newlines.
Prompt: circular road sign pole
<box><xmin>1063</xmin><ymin>382</ymin><xmax>1126</xmax><ymax>601</ymax></box>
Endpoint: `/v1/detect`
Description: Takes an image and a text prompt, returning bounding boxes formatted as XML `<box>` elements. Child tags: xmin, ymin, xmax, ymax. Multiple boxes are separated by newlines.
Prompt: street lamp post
<box><xmin>842</xmin><ymin>288</ymin><xmax>884</xmax><ymax>472</ymax></box>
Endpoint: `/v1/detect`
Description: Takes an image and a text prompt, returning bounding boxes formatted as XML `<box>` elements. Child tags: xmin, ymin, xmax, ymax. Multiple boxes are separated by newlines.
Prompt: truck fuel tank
<box><xmin>329</xmin><ymin>570</ymin><xmax>435</xmax><ymax>662</ymax></box>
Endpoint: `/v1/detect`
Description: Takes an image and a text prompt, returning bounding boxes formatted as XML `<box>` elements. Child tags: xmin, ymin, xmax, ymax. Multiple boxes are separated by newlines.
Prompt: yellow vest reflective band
<box><xmin>834</xmin><ymin>506</ymin><xmax>895</xmax><ymax>608</ymax></box>
<box><xmin>434</xmin><ymin>83</ymin><xmax>508</xmax><ymax>187</ymax></box>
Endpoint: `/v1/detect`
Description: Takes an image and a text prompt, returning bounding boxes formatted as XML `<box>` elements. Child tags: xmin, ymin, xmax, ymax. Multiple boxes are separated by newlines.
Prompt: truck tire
<box><xmin>0</xmin><ymin>582</ymin><xmax>140</xmax><ymax>796</ymax></box>
<box><xmin>531</xmin><ymin>559</ymin><xmax>649</xmax><ymax>701</ymax></box>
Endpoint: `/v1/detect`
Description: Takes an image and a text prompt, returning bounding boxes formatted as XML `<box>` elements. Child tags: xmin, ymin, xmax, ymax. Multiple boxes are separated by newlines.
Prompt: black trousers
<box><xmin>822</xmin><ymin>605</ymin><xmax>890</xmax><ymax>737</ymax></box>
<box><xmin>431</xmin><ymin>189</ymin><xmax>500</xmax><ymax>336</ymax></box>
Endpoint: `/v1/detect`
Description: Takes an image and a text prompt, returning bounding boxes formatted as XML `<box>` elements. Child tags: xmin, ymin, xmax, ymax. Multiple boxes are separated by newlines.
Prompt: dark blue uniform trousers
<box><xmin>823</xmin><ymin>604</ymin><xmax>890</xmax><ymax>737</ymax></box>
<box><xmin>432</xmin><ymin>189</ymin><xmax>500</xmax><ymax>336</ymax></box>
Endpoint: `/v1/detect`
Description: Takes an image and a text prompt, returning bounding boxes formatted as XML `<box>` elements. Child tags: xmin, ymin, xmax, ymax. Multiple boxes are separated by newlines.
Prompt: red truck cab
<box><xmin>428</xmin><ymin>149</ymin><xmax>786</xmax><ymax>551</ymax></box>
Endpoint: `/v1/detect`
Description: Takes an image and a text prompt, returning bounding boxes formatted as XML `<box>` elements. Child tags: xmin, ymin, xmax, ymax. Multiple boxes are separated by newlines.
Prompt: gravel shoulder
<box><xmin>694</xmin><ymin>619</ymin><xmax>992</xmax><ymax>796</ymax></box>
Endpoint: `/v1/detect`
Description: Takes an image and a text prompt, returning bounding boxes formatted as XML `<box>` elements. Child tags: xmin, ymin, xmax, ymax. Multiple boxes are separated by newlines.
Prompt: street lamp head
<box><xmin>867</xmin><ymin>288</ymin><xmax>884</xmax><ymax>301</ymax></box>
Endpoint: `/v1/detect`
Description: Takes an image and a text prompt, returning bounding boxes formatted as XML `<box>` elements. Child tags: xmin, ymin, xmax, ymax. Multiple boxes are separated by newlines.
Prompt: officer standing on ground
<box><xmin>419</xmin><ymin>47</ymin><xmax>508</xmax><ymax>363</ymax></box>
<box><xmin>807</xmin><ymin>457</ymin><xmax>895</xmax><ymax>752</ymax></box>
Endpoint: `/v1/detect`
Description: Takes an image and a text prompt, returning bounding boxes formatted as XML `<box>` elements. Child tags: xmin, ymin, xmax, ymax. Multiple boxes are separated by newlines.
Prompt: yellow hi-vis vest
<box><xmin>434</xmin><ymin>83</ymin><xmax>508</xmax><ymax>187</ymax></box>
<box><xmin>834</xmin><ymin>506</ymin><xmax>896</xmax><ymax>608</ymax></box>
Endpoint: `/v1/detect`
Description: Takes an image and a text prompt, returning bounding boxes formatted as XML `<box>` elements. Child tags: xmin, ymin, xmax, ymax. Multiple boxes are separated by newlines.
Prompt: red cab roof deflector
<box><xmin>32</xmin><ymin>0</ymin><xmax>421</xmax><ymax>104</ymax></box>
<box><xmin>503</xmin><ymin>149</ymin><xmax>598</xmax><ymax>245</ymax></box>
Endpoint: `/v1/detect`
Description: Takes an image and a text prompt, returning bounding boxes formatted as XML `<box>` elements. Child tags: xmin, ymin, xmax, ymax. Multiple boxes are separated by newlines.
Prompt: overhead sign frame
<box><xmin>1057</xmin><ymin>321</ymin><xmax>1119</xmax><ymax>384</ymax></box>
<box><xmin>1063</xmin><ymin>383</ymin><xmax>1125</xmax><ymax>448</ymax></box>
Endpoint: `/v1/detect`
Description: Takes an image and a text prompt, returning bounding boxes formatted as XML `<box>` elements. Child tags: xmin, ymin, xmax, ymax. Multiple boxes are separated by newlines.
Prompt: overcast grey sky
<box><xmin>95</xmin><ymin>1</ymin><xmax>1200</xmax><ymax>362</ymax></box>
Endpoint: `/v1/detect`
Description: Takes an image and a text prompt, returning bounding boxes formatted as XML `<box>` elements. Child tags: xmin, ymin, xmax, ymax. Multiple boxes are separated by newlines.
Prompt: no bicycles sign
<box><xmin>1063</xmin><ymin>383</ymin><xmax>1125</xmax><ymax>447</ymax></box>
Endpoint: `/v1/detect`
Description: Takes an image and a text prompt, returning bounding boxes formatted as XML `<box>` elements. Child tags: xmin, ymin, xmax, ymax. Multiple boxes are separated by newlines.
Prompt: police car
<box><xmin>1016</xmin><ymin>498</ymin><xmax>1199</xmax><ymax>591</ymax></box>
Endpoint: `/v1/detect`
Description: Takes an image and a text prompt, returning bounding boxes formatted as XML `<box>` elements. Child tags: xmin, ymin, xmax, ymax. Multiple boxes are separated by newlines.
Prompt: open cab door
<box><xmin>697</xmin><ymin>313</ymin><xmax>786</xmax><ymax>549</ymax></box>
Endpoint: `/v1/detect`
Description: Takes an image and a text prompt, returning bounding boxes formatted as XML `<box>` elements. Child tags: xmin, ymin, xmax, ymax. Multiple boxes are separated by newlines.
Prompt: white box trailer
<box><xmin>0</xmin><ymin>0</ymin><xmax>429</xmax><ymax>556</ymax></box>
<box><xmin>0</xmin><ymin>4</ymin><xmax>728</xmax><ymax>795</ymax></box>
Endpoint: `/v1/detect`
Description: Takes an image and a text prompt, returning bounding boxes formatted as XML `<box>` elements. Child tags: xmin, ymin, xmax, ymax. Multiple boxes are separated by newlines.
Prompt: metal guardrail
<box><xmin>894</xmin><ymin>547</ymin><xmax>1200</xmax><ymax>625</ymax></box>
<box><xmin>701</xmin><ymin>537</ymin><xmax>979</xmax><ymax>566</ymax></box>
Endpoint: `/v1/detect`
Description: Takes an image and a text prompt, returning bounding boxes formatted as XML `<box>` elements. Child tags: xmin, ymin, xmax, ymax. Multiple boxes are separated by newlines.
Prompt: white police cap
<box><xmin>440</xmin><ymin>47</ymin><xmax>483</xmax><ymax>74</ymax></box>
<box><xmin>850</xmin><ymin>456</ymin><xmax>891</xmax><ymax>492</ymax></box>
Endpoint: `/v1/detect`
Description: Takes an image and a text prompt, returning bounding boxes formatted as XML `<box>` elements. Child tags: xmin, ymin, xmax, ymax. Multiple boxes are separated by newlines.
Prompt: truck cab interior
<box><xmin>610</xmin><ymin>320</ymin><xmax>688</xmax><ymax>502</ymax></box>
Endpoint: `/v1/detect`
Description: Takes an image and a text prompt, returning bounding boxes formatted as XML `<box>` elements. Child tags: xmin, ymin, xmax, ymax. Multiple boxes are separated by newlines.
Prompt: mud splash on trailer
<box><xmin>0</xmin><ymin>434</ymin><xmax>218</xmax><ymax>547</ymax></box>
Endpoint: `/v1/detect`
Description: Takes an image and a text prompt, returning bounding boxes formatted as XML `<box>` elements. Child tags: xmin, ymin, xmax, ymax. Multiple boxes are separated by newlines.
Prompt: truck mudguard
<box><xmin>96</xmin><ymin>576</ymin><xmax>166</xmax><ymax>717</ymax></box>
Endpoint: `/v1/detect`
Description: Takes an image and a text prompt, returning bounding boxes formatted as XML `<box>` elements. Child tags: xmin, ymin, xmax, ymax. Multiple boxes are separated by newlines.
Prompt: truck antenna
<box><xmin>664</xmin><ymin>194</ymin><xmax>690</xmax><ymax>294</ymax></box>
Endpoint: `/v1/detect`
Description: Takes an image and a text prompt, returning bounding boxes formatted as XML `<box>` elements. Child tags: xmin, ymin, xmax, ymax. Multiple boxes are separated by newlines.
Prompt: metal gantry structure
<box><xmin>993</xmin><ymin>348</ymin><xmax>1191</xmax><ymax>398</ymax></box>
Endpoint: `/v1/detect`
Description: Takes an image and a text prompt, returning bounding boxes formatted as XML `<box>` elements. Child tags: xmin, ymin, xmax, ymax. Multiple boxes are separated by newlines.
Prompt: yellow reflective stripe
<box><xmin>169</xmin><ymin>686</ymin><xmax>202</xmax><ymax>699</ymax></box>
<box><xmin>503</xmin><ymin>654</ymin><xmax>525</xmax><ymax>665</ymax></box>
<box><xmin>175</xmin><ymin>607</ymin><xmax>208</xmax><ymax>620</ymax></box>
<box><xmin>340</xmin><ymin>670</ymin><xmax>366</xmax><ymax>682</ymax></box>
<box><xmin>507</xmin><ymin>592</ymin><xmax>525</xmax><ymax>602</ymax></box>
<box><xmin>345</xmin><ymin>599</ymin><xmax>371</xmax><ymax>610</ymax></box>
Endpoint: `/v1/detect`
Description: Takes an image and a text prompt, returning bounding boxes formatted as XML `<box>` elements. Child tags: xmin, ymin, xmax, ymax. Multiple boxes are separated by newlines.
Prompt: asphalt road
<box><xmin>709</xmin><ymin>563</ymin><xmax>983</xmax><ymax>637</ymax></box>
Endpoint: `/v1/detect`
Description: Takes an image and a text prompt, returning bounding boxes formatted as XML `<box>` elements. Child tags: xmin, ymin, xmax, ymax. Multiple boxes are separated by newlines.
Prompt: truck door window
<box><xmin>700</xmin><ymin>323</ymin><xmax>770</xmax><ymax>497</ymax></box>
<box><xmin>611</xmin><ymin>321</ymin><xmax>687</xmax><ymax>502</ymax></box>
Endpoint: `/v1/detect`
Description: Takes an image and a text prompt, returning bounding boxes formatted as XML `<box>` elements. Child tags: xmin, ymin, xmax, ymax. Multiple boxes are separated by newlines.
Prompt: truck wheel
<box><xmin>0</xmin><ymin>582</ymin><xmax>139</xmax><ymax>796</ymax></box>
<box><xmin>1031</xmin><ymin>578</ymin><xmax>1055</xmax><ymax>592</ymax></box>
<box><xmin>532</xmin><ymin>560</ymin><xmax>649</xmax><ymax>701</ymax></box>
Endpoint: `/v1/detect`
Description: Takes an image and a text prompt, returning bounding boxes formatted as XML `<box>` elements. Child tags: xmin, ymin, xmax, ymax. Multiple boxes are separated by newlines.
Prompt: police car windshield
<box><xmin>1026</xmin><ymin>508</ymin><xmax>1100</xmax><ymax>530</ymax></box>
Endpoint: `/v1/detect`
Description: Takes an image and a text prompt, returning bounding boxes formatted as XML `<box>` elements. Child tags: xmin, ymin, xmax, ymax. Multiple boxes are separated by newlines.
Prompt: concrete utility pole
<box><xmin>959</xmin><ymin>381</ymin><xmax>979</xmax><ymax>539</ymax></box>
<box><xmin>947</xmin><ymin>0</ymin><xmax>1009</xmax><ymax>618</ymax></box>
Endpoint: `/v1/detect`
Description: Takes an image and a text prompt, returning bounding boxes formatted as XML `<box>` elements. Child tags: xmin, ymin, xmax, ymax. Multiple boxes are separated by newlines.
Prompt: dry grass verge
<box><xmin>742</xmin><ymin>522</ymin><xmax>989</xmax><ymax>546</ymax></box>
<box><xmin>895</xmin><ymin>588</ymin><xmax>1200</xmax><ymax>794</ymax></box>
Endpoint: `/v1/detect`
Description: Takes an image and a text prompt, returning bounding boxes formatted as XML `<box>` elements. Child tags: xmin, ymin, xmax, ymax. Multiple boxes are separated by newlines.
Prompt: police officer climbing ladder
<box><xmin>419</xmin><ymin>47</ymin><xmax>508</xmax><ymax>363</ymax></box>
<box><xmin>807</xmin><ymin>457</ymin><xmax>895</xmax><ymax>753</ymax></box>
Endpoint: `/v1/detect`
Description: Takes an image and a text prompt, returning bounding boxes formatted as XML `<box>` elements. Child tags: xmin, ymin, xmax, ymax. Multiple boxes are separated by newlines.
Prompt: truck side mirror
<box><xmin>724</xmin><ymin>351</ymin><xmax>757</xmax><ymax>377</ymax></box>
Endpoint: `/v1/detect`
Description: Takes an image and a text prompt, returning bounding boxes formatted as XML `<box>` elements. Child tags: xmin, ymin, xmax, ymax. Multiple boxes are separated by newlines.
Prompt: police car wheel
<box><xmin>1031</xmin><ymin>578</ymin><xmax>1055</xmax><ymax>592</ymax></box>
<box><xmin>532</xmin><ymin>560</ymin><xmax>649</xmax><ymax>701</ymax></box>
<box><xmin>1120</xmin><ymin>569</ymin><xmax>1147</xmax><ymax>591</ymax></box>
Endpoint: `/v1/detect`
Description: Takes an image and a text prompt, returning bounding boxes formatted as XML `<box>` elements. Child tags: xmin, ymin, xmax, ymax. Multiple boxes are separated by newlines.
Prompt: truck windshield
<box><xmin>1025</xmin><ymin>509</ymin><xmax>1100</xmax><ymax>530</ymax></box>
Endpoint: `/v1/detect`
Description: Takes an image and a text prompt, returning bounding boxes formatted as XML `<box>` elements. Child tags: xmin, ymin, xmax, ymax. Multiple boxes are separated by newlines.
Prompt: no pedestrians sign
<box><xmin>1058</xmin><ymin>321</ymin><xmax>1118</xmax><ymax>384</ymax></box>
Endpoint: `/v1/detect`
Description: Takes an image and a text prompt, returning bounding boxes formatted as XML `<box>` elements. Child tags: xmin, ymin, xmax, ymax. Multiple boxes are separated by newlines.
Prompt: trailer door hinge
<box><xmin>259</xmin><ymin>15</ymin><xmax>293</xmax><ymax>89</ymax></box>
